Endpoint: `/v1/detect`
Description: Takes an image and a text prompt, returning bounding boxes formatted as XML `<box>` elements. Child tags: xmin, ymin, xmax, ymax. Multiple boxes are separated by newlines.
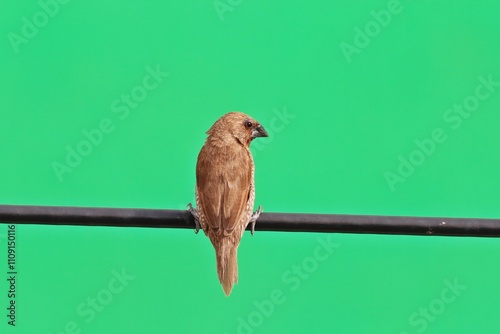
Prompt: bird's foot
<box><xmin>249</xmin><ymin>206</ymin><xmax>263</xmax><ymax>236</ymax></box>
<box><xmin>187</xmin><ymin>203</ymin><xmax>201</xmax><ymax>234</ymax></box>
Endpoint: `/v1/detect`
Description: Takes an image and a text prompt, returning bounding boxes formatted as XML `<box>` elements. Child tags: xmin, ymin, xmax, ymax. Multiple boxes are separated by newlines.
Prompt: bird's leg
<box><xmin>248</xmin><ymin>205</ymin><xmax>263</xmax><ymax>236</ymax></box>
<box><xmin>187</xmin><ymin>203</ymin><xmax>201</xmax><ymax>234</ymax></box>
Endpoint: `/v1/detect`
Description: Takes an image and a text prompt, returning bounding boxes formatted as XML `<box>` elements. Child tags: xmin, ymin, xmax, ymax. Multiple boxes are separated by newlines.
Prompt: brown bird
<box><xmin>188</xmin><ymin>112</ymin><xmax>268</xmax><ymax>296</ymax></box>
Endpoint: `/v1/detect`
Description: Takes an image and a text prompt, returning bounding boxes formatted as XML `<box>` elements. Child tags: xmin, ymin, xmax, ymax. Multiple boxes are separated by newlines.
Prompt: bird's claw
<box><xmin>187</xmin><ymin>203</ymin><xmax>201</xmax><ymax>234</ymax></box>
<box><xmin>249</xmin><ymin>205</ymin><xmax>263</xmax><ymax>236</ymax></box>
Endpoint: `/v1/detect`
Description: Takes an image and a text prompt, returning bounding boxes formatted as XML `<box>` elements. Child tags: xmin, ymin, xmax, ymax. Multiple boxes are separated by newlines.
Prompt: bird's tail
<box><xmin>215</xmin><ymin>240</ymin><xmax>238</xmax><ymax>296</ymax></box>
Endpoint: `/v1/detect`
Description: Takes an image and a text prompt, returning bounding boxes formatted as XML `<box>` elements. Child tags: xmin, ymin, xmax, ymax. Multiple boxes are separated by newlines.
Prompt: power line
<box><xmin>0</xmin><ymin>204</ymin><xmax>499</xmax><ymax>237</ymax></box>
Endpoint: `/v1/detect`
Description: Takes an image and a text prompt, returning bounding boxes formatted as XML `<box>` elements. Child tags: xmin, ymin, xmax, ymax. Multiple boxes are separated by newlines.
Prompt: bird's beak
<box><xmin>252</xmin><ymin>125</ymin><xmax>269</xmax><ymax>138</ymax></box>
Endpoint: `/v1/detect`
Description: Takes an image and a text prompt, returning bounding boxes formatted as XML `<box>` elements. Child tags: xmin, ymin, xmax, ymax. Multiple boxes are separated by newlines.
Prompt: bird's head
<box><xmin>207</xmin><ymin>112</ymin><xmax>268</xmax><ymax>146</ymax></box>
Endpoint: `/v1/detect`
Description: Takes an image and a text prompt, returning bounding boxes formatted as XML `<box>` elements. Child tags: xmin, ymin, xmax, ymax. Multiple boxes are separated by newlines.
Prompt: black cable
<box><xmin>1</xmin><ymin>204</ymin><xmax>499</xmax><ymax>237</ymax></box>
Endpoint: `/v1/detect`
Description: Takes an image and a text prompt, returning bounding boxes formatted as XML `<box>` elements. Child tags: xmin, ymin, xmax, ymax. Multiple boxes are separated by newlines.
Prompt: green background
<box><xmin>1</xmin><ymin>0</ymin><xmax>500</xmax><ymax>333</ymax></box>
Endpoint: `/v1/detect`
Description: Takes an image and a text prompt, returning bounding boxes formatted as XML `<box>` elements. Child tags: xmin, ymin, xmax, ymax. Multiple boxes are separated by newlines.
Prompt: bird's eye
<box><xmin>244</xmin><ymin>120</ymin><xmax>253</xmax><ymax>129</ymax></box>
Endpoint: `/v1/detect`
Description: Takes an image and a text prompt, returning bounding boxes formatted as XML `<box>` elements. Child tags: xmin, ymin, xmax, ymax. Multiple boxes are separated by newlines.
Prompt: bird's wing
<box><xmin>196</xmin><ymin>144</ymin><xmax>252</xmax><ymax>234</ymax></box>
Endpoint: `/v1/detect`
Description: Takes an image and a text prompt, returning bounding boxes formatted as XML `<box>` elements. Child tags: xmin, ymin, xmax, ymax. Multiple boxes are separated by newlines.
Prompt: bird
<box><xmin>188</xmin><ymin>112</ymin><xmax>268</xmax><ymax>296</ymax></box>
